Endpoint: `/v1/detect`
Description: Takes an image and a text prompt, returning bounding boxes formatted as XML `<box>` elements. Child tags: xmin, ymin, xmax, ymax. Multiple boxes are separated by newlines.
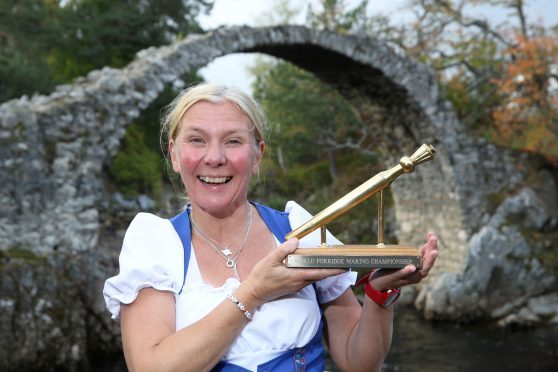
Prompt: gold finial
<box><xmin>410</xmin><ymin>144</ymin><xmax>436</xmax><ymax>166</ymax></box>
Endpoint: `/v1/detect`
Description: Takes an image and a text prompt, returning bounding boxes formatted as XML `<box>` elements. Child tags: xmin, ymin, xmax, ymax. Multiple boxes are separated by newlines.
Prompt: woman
<box><xmin>104</xmin><ymin>84</ymin><xmax>439</xmax><ymax>372</ymax></box>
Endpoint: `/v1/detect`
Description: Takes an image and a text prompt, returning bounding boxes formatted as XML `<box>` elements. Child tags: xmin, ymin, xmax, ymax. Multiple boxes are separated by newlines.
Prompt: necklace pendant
<box><xmin>226</xmin><ymin>259</ymin><xmax>235</xmax><ymax>268</ymax></box>
<box><xmin>222</xmin><ymin>248</ymin><xmax>232</xmax><ymax>256</ymax></box>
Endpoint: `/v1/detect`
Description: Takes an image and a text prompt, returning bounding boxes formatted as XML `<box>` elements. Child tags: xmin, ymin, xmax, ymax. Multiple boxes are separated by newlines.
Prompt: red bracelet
<box><xmin>356</xmin><ymin>271</ymin><xmax>401</xmax><ymax>308</ymax></box>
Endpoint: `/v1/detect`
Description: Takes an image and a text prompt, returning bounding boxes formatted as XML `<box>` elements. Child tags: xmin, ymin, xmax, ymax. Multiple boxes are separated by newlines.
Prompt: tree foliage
<box><xmin>250</xmin><ymin>57</ymin><xmax>387</xmax><ymax>242</ymax></box>
<box><xmin>250</xmin><ymin>1</ymin><xmax>388</xmax><ymax>243</ymax></box>
<box><xmin>109</xmin><ymin>121</ymin><xmax>163</xmax><ymax>198</ymax></box>
<box><xmin>365</xmin><ymin>0</ymin><xmax>558</xmax><ymax>163</ymax></box>
<box><xmin>252</xmin><ymin>59</ymin><xmax>367</xmax><ymax>202</ymax></box>
<box><xmin>0</xmin><ymin>0</ymin><xmax>211</xmax><ymax>102</ymax></box>
<box><xmin>259</xmin><ymin>0</ymin><xmax>558</xmax><ymax>164</ymax></box>
<box><xmin>251</xmin><ymin>0</ymin><xmax>557</xmax><ymax>242</ymax></box>
<box><xmin>492</xmin><ymin>34</ymin><xmax>558</xmax><ymax>162</ymax></box>
<box><xmin>306</xmin><ymin>0</ymin><xmax>370</xmax><ymax>33</ymax></box>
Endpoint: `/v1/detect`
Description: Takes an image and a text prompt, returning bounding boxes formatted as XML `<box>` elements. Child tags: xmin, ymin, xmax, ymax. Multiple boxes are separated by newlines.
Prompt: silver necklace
<box><xmin>190</xmin><ymin>203</ymin><xmax>253</xmax><ymax>280</ymax></box>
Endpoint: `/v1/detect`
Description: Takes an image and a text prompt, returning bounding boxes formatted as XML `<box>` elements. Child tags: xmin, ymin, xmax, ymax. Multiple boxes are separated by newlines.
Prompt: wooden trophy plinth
<box><xmin>285</xmin><ymin>245</ymin><xmax>421</xmax><ymax>268</ymax></box>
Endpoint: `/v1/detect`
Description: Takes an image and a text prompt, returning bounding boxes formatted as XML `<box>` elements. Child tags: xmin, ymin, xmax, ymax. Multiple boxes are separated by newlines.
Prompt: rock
<box><xmin>398</xmin><ymin>286</ymin><xmax>417</xmax><ymax>306</ymax></box>
<box><xmin>418</xmin><ymin>186</ymin><xmax>557</xmax><ymax>323</ymax></box>
<box><xmin>497</xmin><ymin>311</ymin><xmax>538</xmax><ymax>327</ymax></box>
<box><xmin>138</xmin><ymin>194</ymin><xmax>156</xmax><ymax>211</ymax></box>
<box><xmin>488</xmin><ymin>187</ymin><xmax>550</xmax><ymax>231</ymax></box>
<box><xmin>112</xmin><ymin>192</ymin><xmax>138</xmax><ymax>210</ymax></box>
<box><xmin>526</xmin><ymin>293</ymin><xmax>558</xmax><ymax>318</ymax></box>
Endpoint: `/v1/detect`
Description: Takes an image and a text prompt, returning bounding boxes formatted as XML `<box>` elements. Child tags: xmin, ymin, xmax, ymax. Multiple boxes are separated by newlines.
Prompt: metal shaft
<box><xmin>378</xmin><ymin>190</ymin><xmax>384</xmax><ymax>246</ymax></box>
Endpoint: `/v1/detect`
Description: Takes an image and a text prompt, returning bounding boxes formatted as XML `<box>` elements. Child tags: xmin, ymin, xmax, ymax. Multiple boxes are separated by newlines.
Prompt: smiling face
<box><xmin>169</xmin><ymin>100</ymin><xmax>264</xmax><ymax>217</ymax></box>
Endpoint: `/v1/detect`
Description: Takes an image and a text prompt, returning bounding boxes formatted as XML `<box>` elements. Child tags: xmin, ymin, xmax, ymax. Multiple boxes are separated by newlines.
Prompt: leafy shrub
<box><xmin>109</xmin><ymin>122</ymin><xmax>163</xmax><ymax>199</ymax></box>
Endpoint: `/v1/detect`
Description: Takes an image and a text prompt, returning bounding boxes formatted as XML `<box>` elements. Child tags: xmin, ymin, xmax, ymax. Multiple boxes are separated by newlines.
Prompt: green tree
<box><xmin>0</xmin><ymin>0</ymin><xmax>60</xmax><ymax>101</ymax></box>
<box><xmin>250</xmin><ymin>1</ymin><xmax>388</xmax><ymax>244</ymax></box>
<box><xmin>109</xmin><ymin>121</ymin><xmax>163</xmax><ymax>198</ymax></box>
<box><xmin>252</xmin><ymin>60</ymin><xmax>363</xmax><ymax>191</ymax></box>
<box><xmin>48</xmin><ymin>0</ymin><xmax>211</xmax><ymax>83</ymax></box>
<box><xmin>0</xmin><ymin>0</ymin><xmax>212</xmax><ymax>102</ymax></box>
<box><xmin>306</xmin><ymin>0</ymin><xmax>370</xmax><ymax>33</ymax></box>
<box><xmin>251</xmin><ymin>57</ymin><xmax>386</xmax><ymax>243</ymax></box>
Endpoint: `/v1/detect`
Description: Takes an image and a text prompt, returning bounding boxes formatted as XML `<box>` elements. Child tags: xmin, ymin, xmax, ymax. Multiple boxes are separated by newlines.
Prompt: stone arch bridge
<box><xmin>0</xmin><ymin>26</ymin><xmax>555</xmax><ymax>370</ymax></box>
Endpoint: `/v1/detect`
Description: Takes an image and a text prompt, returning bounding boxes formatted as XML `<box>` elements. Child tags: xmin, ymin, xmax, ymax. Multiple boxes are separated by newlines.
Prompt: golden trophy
<box><xmin>284</xmin><ymin>144</ymin><xmax>436</xmax><ymax>269</ymax></box>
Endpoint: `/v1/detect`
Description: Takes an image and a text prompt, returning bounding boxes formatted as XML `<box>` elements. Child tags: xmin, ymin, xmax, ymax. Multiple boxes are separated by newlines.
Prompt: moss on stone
<box><xmin>0</xmin><ymin>246</ymin><xmax>46</xmax><ymax>270</ymax></box>
<box><xmin>523</xmin><ymin>229</ymin><xmax>558</xmax><ymax>277</ymax></box>
<box><xmin>486</xmin><ymin>189</ymin><xmax>510</xmax><ymax>214</ymax></box>
<box><xmin>44</xmin><ymin>140</ymin><xmax>57</xmax><ymax>166</ymax></box>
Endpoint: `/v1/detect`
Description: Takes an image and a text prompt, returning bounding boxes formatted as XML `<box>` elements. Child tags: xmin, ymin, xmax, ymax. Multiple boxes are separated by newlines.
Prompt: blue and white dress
<box><xmin>103</xmin><ymin>201</ymin><xmax>356</xmax><ymax>371</ymax></box>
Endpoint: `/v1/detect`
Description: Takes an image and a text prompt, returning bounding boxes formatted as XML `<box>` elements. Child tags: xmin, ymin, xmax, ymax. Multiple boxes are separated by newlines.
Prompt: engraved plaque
<box><xmin>285</xmin><ymin>246</ymin><xmax>421</xmax><ymax>269</ymax></box>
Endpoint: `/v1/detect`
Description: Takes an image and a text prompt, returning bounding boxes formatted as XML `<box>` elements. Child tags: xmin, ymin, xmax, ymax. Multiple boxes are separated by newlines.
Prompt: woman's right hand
<box><xmin>241</xmin><ymin>238</ymin><xmax>346</xmax><ymax>306</ymax></box>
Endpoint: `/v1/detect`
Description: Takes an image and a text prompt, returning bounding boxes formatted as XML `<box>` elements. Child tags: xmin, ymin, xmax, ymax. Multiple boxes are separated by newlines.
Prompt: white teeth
<box><xmin>199</xmin><ymin>176</ymin><xmax>231</xmax><ymax>184</ymax></box>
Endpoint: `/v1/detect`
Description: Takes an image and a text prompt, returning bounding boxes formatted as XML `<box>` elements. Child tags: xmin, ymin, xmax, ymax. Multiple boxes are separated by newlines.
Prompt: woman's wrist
<box><xmin>234</xmin><ymin>281</ymin><xmax>264</xmax><ymax>312</ymax></box>
<box><xmin>226</xmin><ymin>293</ymin><xmax>253</xmax><ymax>321</ymax></box>
<box><xmin>357</xmin><ymin>270</ymin><xmax>401</xmax><ymax>309</ymax></box>
<box><xmin>368</xmin><ymin>269</ymin><xmax>386</xmax><ymax>291</ymax></box>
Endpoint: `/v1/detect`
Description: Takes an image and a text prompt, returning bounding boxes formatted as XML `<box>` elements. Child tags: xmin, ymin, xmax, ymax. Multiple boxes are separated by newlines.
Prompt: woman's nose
<box><xmin>204</xmin><ymin>142</ymin><xmax>226</xmax><ymax>166</ymax></box>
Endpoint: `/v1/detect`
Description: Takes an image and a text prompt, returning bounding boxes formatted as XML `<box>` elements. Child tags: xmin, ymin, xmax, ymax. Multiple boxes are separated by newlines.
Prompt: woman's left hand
<box><xmin>369</xmin><ymin>231</ymin><xmax>439</xmax><ymax>291</ymax></box>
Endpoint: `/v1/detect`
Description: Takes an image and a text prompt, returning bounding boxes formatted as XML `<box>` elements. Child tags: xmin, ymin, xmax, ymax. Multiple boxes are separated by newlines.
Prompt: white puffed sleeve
<box><xmin>285</xmin><ymin>201</ymin><xmax>357</xmax><ymax>304</ymax></box>
<box><xmin>103</xmin><ymin>212</ymin><xmax>184</xmax><ymax>319</ymax></box>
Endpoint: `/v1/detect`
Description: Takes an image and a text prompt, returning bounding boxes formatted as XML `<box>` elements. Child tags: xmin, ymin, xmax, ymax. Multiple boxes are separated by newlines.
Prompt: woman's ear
<box><xmin>169</xmin><ymin>139</ymin><xmax>180</xmax><ymax>174</ymax></box>
<box><xmin>252</xmin><ymin>141</ymin><xmax>265</xmax><ymax>175</ymax></box>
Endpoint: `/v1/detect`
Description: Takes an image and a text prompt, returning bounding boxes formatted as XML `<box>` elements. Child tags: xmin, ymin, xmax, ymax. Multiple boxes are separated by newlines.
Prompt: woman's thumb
<box><xmin>275</xmin><ymin>238</ymin><xmax>299</xmax><ymax>260</ymax></box>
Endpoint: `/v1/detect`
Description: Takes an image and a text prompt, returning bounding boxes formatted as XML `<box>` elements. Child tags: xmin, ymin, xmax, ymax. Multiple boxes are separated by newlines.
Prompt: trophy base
<box><xmin>285</xmin><ymin>245</ymin><xmax>421</xmax><ymax>269</ymax></box>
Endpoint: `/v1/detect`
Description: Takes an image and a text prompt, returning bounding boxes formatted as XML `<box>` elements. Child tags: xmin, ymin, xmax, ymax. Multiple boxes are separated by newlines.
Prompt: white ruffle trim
<box><xmin>315</xmin><ymin>271</ymin><xmax>357</xmax><ymax>304</ymax></box>
<box><xmin>105</xmin><ymin>279</ymin><xmax>179</xmax><ymax>320</ymax></box>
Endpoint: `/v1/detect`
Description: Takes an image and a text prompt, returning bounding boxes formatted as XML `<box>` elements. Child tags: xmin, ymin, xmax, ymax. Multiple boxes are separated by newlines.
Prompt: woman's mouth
<box><xmin>198</xmin><ymin>176</ymin><xmax>232</xmax><ymax>185</ymax></box>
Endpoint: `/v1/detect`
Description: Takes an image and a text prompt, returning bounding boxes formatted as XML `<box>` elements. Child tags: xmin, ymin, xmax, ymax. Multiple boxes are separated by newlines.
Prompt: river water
<box><xmin>381</xmin><ymin>307</ymin><xmax>558</xmax><ymax>372</ymax></box>
<box><xmin>98</xmin><ymin>307</ymin><xmax>558</xmax><ymax>371</ymax></box>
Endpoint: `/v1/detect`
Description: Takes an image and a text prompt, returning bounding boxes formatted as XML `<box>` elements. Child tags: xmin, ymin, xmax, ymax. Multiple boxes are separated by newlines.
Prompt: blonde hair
<box><xmin>161</xmin><ymin>83</ymin><xmax>270</xmax><ymax>149</ymax></box>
